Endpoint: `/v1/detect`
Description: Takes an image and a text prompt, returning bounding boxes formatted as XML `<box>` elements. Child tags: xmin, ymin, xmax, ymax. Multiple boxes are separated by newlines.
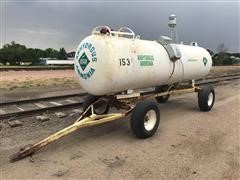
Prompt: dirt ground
<box><xmin>0</xmin><ymin>69</ymin><xmax>78</xmax><ymax>91</ymax></box>
<box><xmin>0</xmin><ymin>79</ymin><xmax>239</xmax><ymax>179</ymax></box>
<box><xmin>0</xmin><ymin>69</ymin><xmax>80</xmax><ymax>102</ymax></box>
<box><xmin>209</xmin><ymin>65</ymin><xmax>240</xmax><ymax>75</ymax></box>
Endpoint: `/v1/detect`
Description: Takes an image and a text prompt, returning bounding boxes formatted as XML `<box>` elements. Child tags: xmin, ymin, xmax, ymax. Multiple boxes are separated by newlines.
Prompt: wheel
<box><xmin>198</xmin><ymin>85</ymin><xmax>215</xmax><ymax>111</ymax></box>
<box><xmin>155</xmin><ymin>95</ymin><xmax>170</xmax><ymax>103</ymax></box>
<box><xmin>155</xmin><ymin>86</ymin><xmax>170</xmax><ymax>103</ymax></box>
<box><xmin>130</xmin><ymin>101</ymin><xmax>160</xmax><ymax>139</ymax></box>
<box><xmin>82</xmin><ymin>94</ymin><xmax>110</xmax><ymax>115</ymax></box>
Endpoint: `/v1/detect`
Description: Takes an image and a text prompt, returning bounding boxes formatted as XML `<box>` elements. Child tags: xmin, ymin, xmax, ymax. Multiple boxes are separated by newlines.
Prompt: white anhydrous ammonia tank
<box><xmin>75</xmin><ymin>27</ymin><xmax>212</xmax><ymax>96</ymax></box>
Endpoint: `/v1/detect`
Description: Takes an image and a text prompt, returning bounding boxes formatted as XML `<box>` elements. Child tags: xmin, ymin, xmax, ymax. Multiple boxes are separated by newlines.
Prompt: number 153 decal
<box><xmin>119</xmin><ymin>58</ymin><xmax>131</xmax><ymax>66</ymax></box>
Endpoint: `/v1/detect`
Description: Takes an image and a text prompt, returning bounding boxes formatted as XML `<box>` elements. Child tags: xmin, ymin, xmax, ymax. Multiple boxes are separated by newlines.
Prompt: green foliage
<box><xmin>213</xmin><ymin>53</ymin><xmax>233</xmax><ymax>65</ymax></box>
<box><xmin>57</xmin><ymin>47</ymin><xmax>68</xmax><ymax>60</ymax></box>
<box><xmin>212</xmin><ymin>43</ymin><xmax>239</xmax><ymax>66</ymax></box>
<box><xmin>0</xmin><ymin>41</ymin><xmax>27</xmax><ymax>65</ymax></box>
<box><xmin>0</xmin><ymin>41</ymin><xmax>70</xmax><ymax>66</ymax></box>
<box><xmin>67</xmin><ymin>51</ymin><xmax>75</xmax><ymax>58</ymax></box>
<box><xmin>45</xmin><ymin>48</ymin><xmax>59</xmax><ymax>58</ymax></box>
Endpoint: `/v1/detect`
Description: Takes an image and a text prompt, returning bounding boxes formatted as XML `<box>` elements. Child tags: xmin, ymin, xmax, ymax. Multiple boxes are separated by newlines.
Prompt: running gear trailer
<box><xmin>10</xmin><ymin>83</ymin><xmax>215</xmax><ymax>162</ymax></box>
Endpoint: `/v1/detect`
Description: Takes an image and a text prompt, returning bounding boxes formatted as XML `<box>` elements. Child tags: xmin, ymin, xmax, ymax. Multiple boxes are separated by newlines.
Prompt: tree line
<box><xmin>0</xmin><ymin>41</ymin><xmax>75</xmax><ymax>66</ymax></box>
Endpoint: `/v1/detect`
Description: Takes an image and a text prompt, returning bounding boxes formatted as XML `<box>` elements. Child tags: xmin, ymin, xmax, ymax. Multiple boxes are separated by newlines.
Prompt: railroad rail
<box><xmin>0</xmin><ymin>93</ymin><xmax>86</xmax><ymax>119</ymax></box>
<box><xmin>1</xmin><ymin>73</ymin><xmax>239</xmax><ymax>120</ymax></box>
<box><xmin>0</xmin><ymin>92</ymin><xmax>87</xmax><ymax>106</ymax></box>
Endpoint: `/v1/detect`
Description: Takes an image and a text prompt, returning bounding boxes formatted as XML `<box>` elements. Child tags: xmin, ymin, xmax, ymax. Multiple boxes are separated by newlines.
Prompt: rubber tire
<box><xmin>198</xmin><ymin>85</ymin><xmax>215</xmax><ymax>112</ymax></box>
<box><xmin>82</xmin><ymin>95</ymin><xmax>109</xmax><ymax>115</ymax></box>
<box><xmin>155</xmin><ymin>95</ymin><xmax>170</xmax><ymax>103</ymax></box>
<box><xmin>155</xmin><ymin>86</ymin><xmax>170</xmax><ymax>103</ymax></box>
<box><xmin>130</xmin><ymin>101</ymin><xmax>160</xmax><ymax>139</ymax></box>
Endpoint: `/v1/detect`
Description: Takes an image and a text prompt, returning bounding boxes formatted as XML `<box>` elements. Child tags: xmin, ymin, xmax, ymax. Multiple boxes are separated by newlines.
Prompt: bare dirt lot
<box><xmin>0</xmin><ymin>79</ymin><xmax>239</xmax><ymax>179</ymax></box>
<box><xmin>209</xmin><ymin>65</ymin><xmax>240</xmax><ymax>75</ymax></box>
<box><xmin>0</xmin><ymin>69</ymin><xmax>78</xmax><ymax>91</ymax></box>
<box><xmin>0</xmin><ymin>69</ymin><xmax>80</xmax><ymax>102</ymax></box>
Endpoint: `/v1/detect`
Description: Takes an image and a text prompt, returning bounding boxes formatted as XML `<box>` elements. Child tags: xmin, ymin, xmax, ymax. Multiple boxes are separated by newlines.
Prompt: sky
<box><xmin>1</xmin><ymin>0</ymin><xmax>239</xmax><ymax>53</ymax></box>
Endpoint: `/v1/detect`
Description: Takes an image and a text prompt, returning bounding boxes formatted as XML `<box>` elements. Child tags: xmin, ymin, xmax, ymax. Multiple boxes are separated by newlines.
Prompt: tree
<box><xmin>45</xmin><ymin>48</ymin><xmax>59</xmax><ymax>58</ymax></box>
<box><xmin>0</xmin><ymin>49</ymin><xmax>8</xmax><ymax>65</ymax></box>
<box><xmin>213</xmin><ymin>43</ymin><xmax>233</xmax><ymax>65</ymax></box>
<box><xmin>57</xmin><ymin>47</ymin><xmax>68</xmax><ymax>60</ymax></box>
<box><xmin>0</xmin><ymin>41</ymin><xmax>27</xmax><ymax>65</ymax></box>
<box><xmin>67</xmin><ymin>51</ymin><xmax>75</xmax><ymax>58</ymax></box>
<box><xmin>26</xmin><ymin>48</ymin><xmax>42</xmax><ymax>65</ymax></box>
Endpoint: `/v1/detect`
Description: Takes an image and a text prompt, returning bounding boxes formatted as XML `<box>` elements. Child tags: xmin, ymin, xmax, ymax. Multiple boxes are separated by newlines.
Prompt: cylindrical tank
<box><xmin>74</xmin><ymin>30</ymin><xmax>212</xmax><ymax>96</ymax></box>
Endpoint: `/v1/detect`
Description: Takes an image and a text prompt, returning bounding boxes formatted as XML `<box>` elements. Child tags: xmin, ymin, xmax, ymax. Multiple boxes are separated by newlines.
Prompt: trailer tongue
<box><xmin>10</xmin><ymin>103</ymin><xmax>130</xmax><ymax>162</ymax></box>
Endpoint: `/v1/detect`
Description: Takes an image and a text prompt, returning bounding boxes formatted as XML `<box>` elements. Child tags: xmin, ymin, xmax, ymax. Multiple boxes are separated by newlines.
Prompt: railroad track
<box><xmin>0</xmin><ymin>73</ymin><xmax>239</xmax><ymax>120</ymax></box>
<box><xmin>196</xmin><ymin>72</ymin><xmax>240</xmax><ymax>85</ymax></box>
<box><xmin>0</xmin><ymin>93</ymin><xmax>87</xmax><ymax>119</ymax></box>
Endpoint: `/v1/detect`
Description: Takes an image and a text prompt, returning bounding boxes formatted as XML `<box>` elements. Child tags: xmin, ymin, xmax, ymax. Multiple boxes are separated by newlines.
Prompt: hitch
<box><xmin>10</xmin><ymin>104</ymin><xmax>130</xmax><ymax>162</ymax></box>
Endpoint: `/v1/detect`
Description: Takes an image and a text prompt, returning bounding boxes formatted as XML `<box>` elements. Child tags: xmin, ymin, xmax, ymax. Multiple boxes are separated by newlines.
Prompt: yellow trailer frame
<box><xmin>10</xmin><ymin>106</ymin><xmax>132</xmax><ymax>162</ymax></box>
<box><xmin>10</xmin><ymin>85</ymin><xmax>199</xmax><ymax>162</ymax></box>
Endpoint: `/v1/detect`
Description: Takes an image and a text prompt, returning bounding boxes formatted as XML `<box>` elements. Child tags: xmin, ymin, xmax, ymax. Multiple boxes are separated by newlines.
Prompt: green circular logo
<box><xmin>75</xmin><ymin>42</ymin><xmax>97</xmax><ymax>80</ymax></box>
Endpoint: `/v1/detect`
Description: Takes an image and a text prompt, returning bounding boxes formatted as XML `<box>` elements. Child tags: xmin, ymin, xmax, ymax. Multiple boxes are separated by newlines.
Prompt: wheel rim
<box><xmin>144</xmin><ymin>110</ymin><xmax>157</xmax><ymax>131</ymax></box>
<box><xmin>207</xmin><ymin>92</ymin><xmax>214</xmax><ymax>106</ymax></box>
<box><xmin>94</xmin><ymin>100</ymin><xmax>108</xmax><ymax>114</ymax></box>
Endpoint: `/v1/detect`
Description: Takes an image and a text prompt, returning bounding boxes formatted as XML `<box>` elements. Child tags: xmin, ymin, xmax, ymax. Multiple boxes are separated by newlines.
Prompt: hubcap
<box><xmin>207</xmin><ymin>92</ymin><xmax>214</xmax><ymax>106</ymax></box>
<box><xmin>144</xmin><ymin>110</ymin><xmax>157</xmax><ymax>131</ymax></box>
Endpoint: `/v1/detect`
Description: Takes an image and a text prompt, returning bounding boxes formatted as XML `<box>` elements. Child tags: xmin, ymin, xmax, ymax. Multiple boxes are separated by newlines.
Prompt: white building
<box><xmin>40</xmin><ymin>58</ymin><xmax>74</xmax><ymax>66</ymax></box>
